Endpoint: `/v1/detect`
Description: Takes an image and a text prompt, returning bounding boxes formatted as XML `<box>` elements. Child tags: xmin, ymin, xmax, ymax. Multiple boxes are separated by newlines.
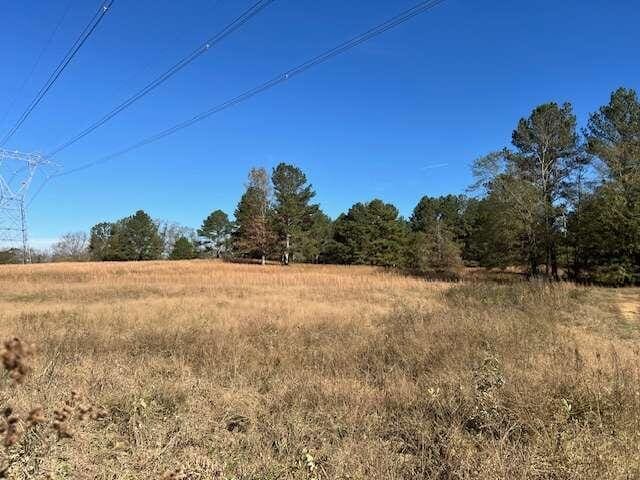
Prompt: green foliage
<box><xmin>567</xmin><ymin>87</ymin><xmax>640</xmax><ymax>285</ymax></box>
<box><xmin>569</xmin><ymin>183</ymin><xmax>640</xmax><ymax>285</ymax></box>
<box><xmin>115</xmin><ymin>210</ymin><xmax>164</xmax><ymax>261</ymax></box>
<box><xmin>89</xmin><ymin>210</ymin><xmax>163</xmax><ymax>261</ymax></box>
<box><xmin>330</xmin><ymin>199</ymin><xmax>407</xmax><ymax>266</ymax></box>
<box><xmin>271</xmin><ymin>163</ymin><xmax>323</xmax><ymax>263</ymax></box>
<box><xmin>72</xmin><ymin>88</ymin><xmax>639</xmax><ymax>281</ymax></box>
<box><xmin>89</xmin><ymin>222</ymin><xmax>116</xmax><ymax>261</ymax></box>
<box><xmin>407</xmin><ymin>195</ymin><xmax>465</xmax><ymax>276</ymax></box>
<box><xmin>410</xmin><ymin>194</ymin><xmax>467</xmax><ymax>238</ymax></box>
<box><xmin>473</xmin><ymin>102</ymin><xmax>585</xmax><ymax>277</ymax></box>
<box><xmin>586</xmin><ymin>87</ymin><xmax>640</xmax><ymax>185</ymax></box>
<box><xmin>590</xmin><ymin>264</ymin><xmax>637</xmax><ymax>287</ymax></box>
<box><xmin>0</xmin><ymin>248</ymin><xmax>24</xmax><ymax>264</ymax></box>
<box><xmin>467</xmin><ymin>175</ymin><xmax>546</xmax><ymax>270</ymax></box>
<box><xmin>298</xmin><ymin>210</ymin><xmax>333</xmax><ymax>263</ymax></box>
<box><xmin>406</xmin><ymin>230</ymin><xmax>463</xmax><ymax>279</ymax></box>
<box><xmin>510</xmin><ymin>103</ymin><xmax>581</xmax><ymax>192</ymax></box>
<box><xmin>156</xmin><ymin>220</ymin><xmax>195</xmax><ymax>259</ymax></box>
<box><xmin>169</xmin><ymin>236</ymin><xmax>198</xmax><ymax>260</ymax></box>
<box><xmin>198</xmin><ymin>209</ymin><xmax>231</xmax><ymax>257</ymax></box>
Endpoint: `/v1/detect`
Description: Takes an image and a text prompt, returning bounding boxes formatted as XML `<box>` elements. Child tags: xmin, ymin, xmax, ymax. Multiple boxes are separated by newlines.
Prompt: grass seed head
<box><xmin>1</xmin><ymin>338</ymin><xmax>32</xmax><ymax>384</ymax></box>
<box><xmin>161</xmin><ymin>468</ymin><xmax>187</xmax><ymax>480</ymax></box>
<box><xmin>27</xmin><ymin>407</ymin><xmax>46</xmax><ymax>426</ymax></box>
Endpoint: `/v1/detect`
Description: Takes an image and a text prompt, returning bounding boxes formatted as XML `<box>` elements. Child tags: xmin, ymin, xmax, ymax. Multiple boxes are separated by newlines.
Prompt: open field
<box><xmin>1</xmin><ymin>261</ymin><xmax>639</xmax><ymax>479</ymax></box>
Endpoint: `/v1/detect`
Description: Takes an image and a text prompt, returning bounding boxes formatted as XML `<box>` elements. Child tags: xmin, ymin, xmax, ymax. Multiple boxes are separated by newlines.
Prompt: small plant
<box><xmin>161</xmin><ymin>468</ymin><xmax>187</xmax><ymax>480</ymax></box>
<box><xmin>1</xmin><ymin>337</ymin><xmax>108</xmax><ymax>477</ymax></box>
<box><xmin>1</xmin><ymin>337</ymin><xmax>33</xmax><ymax>384</ymax></box>
<box><xmin>301</xmin><ymin>448</ymin><xmax>321</xmax><ymax>480</ymax></box>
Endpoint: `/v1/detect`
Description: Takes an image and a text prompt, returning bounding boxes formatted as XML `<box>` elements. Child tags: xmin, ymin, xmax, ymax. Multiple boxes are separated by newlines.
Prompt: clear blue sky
<box><xmin>1</xmin><ymin>0</ymin><xmax>638</xmax><ymax>247</ymax></box>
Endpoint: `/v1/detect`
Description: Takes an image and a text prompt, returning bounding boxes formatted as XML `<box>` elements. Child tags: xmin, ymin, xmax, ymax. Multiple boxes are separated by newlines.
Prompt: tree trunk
<box><xmin>543</xmin><ymin>193</ymin><xmax>557</xmax><ymax>280</ymax></box>
<box><xmin>551</xmin><ymin>245</ymin><xmax>559</xmax><ymax>280</ymax></box>
<box><xmin>261</xmin><ymin>254</ymin><xmax>266</xmax><ymax>266</ymax></box>
<box><xmin>529</xmin><ymin>250</ymin><xmax>539</xmax><ymax>278</ymax></box>
<box><xmin>283</xmin><ymin>234</ymin><xmax>290</xmax><ymax>265</ymax></box>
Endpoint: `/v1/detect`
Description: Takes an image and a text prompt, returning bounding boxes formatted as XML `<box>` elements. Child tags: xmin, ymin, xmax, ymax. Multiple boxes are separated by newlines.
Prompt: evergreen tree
<box><xmin>114</xmin><ymin>210</ymin><xmax>163</xmax><ymax>261</ymax></box>
<box><xmin>198</xmin><ymin>209</ymin><xmax>231</xmax><ymax>258</ymax></box>
<box><xmin>90</xmin><ymin>211</ymin><xmax>163</xmax><ymax>262</ymax></box>
<box><xmin>587</xmin><ymin>87</ymin><xmax>640</xmax><ymax>186</ymax></box>
<box><xmin>156</xmin><ymin>220</ymin><xmax>196</xmax><ymax>258</ymax></box>
<box><xmin>300</xmin><ymin>210</ymin><xmax>333</xmax><ymax>263</ymax></box>
<box><xmin>473</xmin><ymin>103</ymin><xmax>587</xmax><ymax>277</ymax></box>
<box><xmin>170</xmin><ymin>236</ymin><xmax>198</xmax><ymax>260</ymax></box>
<box><xmin>465</xmin><ymin>176</ymin><xmax>541</xmax><ymax>269</ymax></box>
<box><xmin>89</xmin><ymin>222</ymin><xmax>116</xmax><ymax>261</ymax></box>
<box><xmin>410</xmin><ymin>194</ymin><xmax>467</xmax><ymax>239</ymax></box>
<box><xmin>271</xmin><ymin>163</ymin><xmax>320</xmax><ymax>264</ymax></box>
<box><xmin>408</xmin><ymin>195</ymin><xmax>466</xmax><ymax>276</ymax></box>
<box><xmin>331</xmin><ymin>199</ymin><xmax>407</xmax><ymax>266</ymax></box>
<box><xmin>406</xmin><ymin>230</ymin><xmax>463</xmax><ymax>279</ymax></box>
<box><xmin>568</xmin><ymin>87</ymin><xmax>640</xmax><ymax>284</ymax></box>
<box><xmin>115</xmin><ymin>210</ymin><xmax>164</xmax><ymax>261</ymax></box>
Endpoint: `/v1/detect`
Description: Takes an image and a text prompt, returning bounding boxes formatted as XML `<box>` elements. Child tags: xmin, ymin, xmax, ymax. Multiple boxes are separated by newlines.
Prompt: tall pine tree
<box><xmin>473</xmin><ymin>103</ymin><xmax>587</xmax><ymax>278</ymax></box>
<box><xmin>271</xmin><ymin>163</ymin><xmax>320</xmax><ymax>264</ymax></box>
<box><xmin>568</xmin><ymin>87</ymin><xmax>640</xmax><ymax>284</ymax></box>
<box><xmin>198</xmin><ymin>209</ymin><xmax>231</xmax><ymax>258</ymax></box>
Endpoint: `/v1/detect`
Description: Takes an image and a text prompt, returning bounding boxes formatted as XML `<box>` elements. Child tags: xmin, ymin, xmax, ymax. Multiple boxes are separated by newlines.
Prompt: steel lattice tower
<box><xmin>0</xmin><ymin>148</ymin><xmax>56</xmax><ymax>263</ymax></box>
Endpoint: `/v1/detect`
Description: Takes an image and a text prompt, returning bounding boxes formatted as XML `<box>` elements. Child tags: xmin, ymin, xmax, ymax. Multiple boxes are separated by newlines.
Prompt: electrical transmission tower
<box><xmin>0</xmin><ymin>148</ymin><xmax>56</xmax><ymax>263</ymax></box>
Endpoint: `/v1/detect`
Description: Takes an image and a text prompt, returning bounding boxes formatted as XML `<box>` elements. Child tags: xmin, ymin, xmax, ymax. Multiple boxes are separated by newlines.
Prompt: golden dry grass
<box><xmin>0</xmin><ymin>261</ymin><xmax>639</xmax><ymax>479</ymax></box>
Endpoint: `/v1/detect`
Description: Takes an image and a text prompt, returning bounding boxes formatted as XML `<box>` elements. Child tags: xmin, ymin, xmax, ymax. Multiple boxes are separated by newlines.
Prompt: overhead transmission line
<box><xmin>0</xmin><ymin>0</ymin><xmax>75</xmax><ymax>130</ymax></box>
<box><xmin>34</xmin><ymin>0</ymin><xmax>446</xmax><ymax>203</ymax></box>
<box><xmin>46</xmin><ymin>0</ymin><xmax>276</xmax><ymax>157</ymax></box>
<box><xmin>0</xmin><ymin>0</ymin><xmax>115</xmax><ymax>147</ymax></box>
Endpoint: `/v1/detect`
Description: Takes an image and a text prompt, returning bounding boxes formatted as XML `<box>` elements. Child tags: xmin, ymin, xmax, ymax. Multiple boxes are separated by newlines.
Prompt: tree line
<box><xmin>468</xmin><ymin>87</ymin><xmax>639</xmax><ymax>285</ymax></box>
<box><xmin>7</xmin><ymin>87</ymin><xmax>638</xmax><ymax>285</ymax></box>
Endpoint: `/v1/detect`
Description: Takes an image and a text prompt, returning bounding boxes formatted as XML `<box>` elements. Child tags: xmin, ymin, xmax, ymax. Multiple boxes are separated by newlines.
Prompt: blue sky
<box><xmin>1</xmin><ymin>0</ymin><xmax>638</xmax><ymax>247</ymax></box>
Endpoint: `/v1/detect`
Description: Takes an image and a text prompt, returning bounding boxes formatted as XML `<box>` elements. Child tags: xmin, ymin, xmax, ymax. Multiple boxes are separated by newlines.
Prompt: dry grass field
<box><xmin>1</xmin><ymin>261</ymin><xmax>639</xmax><ymax>479</ymax></box>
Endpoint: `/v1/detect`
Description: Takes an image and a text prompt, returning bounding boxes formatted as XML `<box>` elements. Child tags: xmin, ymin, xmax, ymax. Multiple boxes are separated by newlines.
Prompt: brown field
<box><xmin>1</xmin><ymin>261</ymin><xmax>639</xmax><ymax>479</ymax></box>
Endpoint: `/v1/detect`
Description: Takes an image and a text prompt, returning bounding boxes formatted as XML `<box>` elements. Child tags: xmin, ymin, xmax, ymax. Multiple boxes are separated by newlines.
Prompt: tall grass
<box><xmin>0</xmin><ymin>261</ymin><xmax>638</xmax><ymax>478</ymax></box>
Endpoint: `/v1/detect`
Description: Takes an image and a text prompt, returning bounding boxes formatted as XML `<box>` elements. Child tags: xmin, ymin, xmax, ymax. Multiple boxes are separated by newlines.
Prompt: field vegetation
<box><xmin>1</xmin><ymin>261</ymin><xmax>639</xmax><ymax>479</ymax></box>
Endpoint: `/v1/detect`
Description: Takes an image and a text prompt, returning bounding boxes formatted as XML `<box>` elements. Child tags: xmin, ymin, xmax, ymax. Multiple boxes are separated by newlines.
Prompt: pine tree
<box><xmin>118</xmin><ymin>210</ymin><xmax>163</xmax><ymax>261</ymax></box>
<box><xmin>271</xmin><ymin>163</ymin><xmax>320</xmax><ymax>264</ymax></box>
<box><xmin>332</xmin><ymin>199</ymin><xmax>407</xmax><ymax>266</ymax></box>
<box><xmin>406</xmin><ymin>230</ymin><xmax>463</xmax><ymax>279</ymax></box>
<box><xmin>410</xmin><ymin>195</ymin><xmax>467</xmax><ymax>239</ymax></box>
<box><xmin>89</xmin><ymin>222</ymin><xmax>115</xmax><ymax>261</ymax></box>
<box><xmin>170</xmin><ymin>236</ymin><xmax>198</xmax><ymax>260</ymax></box>
<box><xmin>473</xmin><ymin>103</ymin><xmax>587</xmax><ymax>278</ymax></box>
<box><xmin>568</xmin><ymin>87</ymin><xmax>640</xmax><ymax>284</ymax></box>
<box><xmin>198</xmin><ymin>210</ymin><xmax>231</xmax><ymax>258</ymax></box>
<box><xmin>300</xmin><ymin>210</ymin><xmax>333</xmax><ymax>263</ymax></box>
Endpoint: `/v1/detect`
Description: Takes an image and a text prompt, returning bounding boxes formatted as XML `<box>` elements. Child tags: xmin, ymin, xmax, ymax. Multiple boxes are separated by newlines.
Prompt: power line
<box><xmin>50</xmin><ymin>0</ymin><xmax>446</xmax><ymax>182</ymax></box>
<box><xmin>46</xmin><ymin>0</ymin><xmax>276</xmax><ymax>158</ymax></box>
<box><xmin>0</xmin><ymin>0</ymin><xmax>115</xmax><ymax>147</ymax></box>
<box><xmin>0</xmin><ymin>0</ymin><xmax>75</xmax><ymax>130</ymax></box>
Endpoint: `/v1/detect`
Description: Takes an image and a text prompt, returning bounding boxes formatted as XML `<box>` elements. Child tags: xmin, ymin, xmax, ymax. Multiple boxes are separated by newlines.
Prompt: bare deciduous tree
<box><xmin>51</xmin><ymin>232</ymin><xmax>89</xmax><ymax>261</ymax></box>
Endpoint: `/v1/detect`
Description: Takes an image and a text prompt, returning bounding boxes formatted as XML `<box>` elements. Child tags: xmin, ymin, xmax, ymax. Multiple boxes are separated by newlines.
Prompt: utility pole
<box><xmin>0</xmin><ymin>148</ymin><xmax>56</xmax><ymax>263</ymax></box>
